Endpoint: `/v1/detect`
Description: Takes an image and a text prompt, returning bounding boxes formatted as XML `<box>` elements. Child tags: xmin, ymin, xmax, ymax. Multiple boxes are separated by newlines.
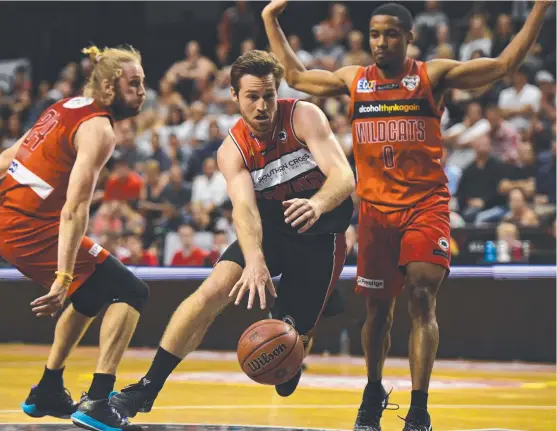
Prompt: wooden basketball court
<box><xmin>0</xmin><ymin>345</ymin><xmax>554</xmax><ymax>430</ymax></box>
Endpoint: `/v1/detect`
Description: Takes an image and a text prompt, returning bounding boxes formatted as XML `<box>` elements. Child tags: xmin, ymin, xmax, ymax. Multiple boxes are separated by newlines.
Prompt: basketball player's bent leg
<box><xmin>270</xmin><ymin>233</ymin><xmax>346</xmax><ymax>397</ymax></box>
<box><xmin>109</xmin><ymin>260</ymin><xmax>243</xmax><ymax>418</ymax></box>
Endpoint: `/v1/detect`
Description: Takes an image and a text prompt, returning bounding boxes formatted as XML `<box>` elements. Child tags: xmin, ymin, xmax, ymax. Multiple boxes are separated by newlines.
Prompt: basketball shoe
<box><xmin>108</xmin><ymin>378</ymin><xmax>158</xmax><ymax>418</ymax></box>
<box><xmin>400</xmin><ymin>407</ymin><xmax>432</xmax><ymax>431</ymax></box>
<box><xmin>21</xmin><ymin>385</ymin><xmax>78</xmax><ymax>419</ymax></box>
<box><xmin>354</xmin><ymin>385</ymin><xmax>397</xmax><ymax>431</ymax></box>
<box><xmin>71</xmin><ymin>395</ymin><xmax>141</xmax><ymax>431</ymax></box>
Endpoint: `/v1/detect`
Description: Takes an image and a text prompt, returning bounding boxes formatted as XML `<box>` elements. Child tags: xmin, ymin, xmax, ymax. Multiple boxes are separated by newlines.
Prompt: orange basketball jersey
<box><xmin>349</xmin><ymin>59</ymin><xmax>448</xmax><ymax>212</ymax></box>
<box><xmin>0</xmin><ymin>97</ymin><xmax>112</xmax><ymax>219</ymax></box>
<box><xmin>229</xmin><ymin>98</ymin><xmax>352</xmax><ymax>235</ymax></box>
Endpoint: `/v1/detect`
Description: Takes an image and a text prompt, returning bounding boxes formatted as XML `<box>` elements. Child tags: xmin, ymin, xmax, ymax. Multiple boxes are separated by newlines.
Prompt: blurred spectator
<box><xmin>113</xmin><ymin>118</ymin><xmax>145</xmax><ymax>169</ymax></box>
<box><xmin>162</xmin><ymin>164</ymin><xmax>192</xmax><ymax>229</ymax></box>
<box><xmin>312</xmin><ymin>25</ymin><xmax>346</xmax><ymax>71</ymax></box>
<box><xmin>498</xmin><ymin>65</ymin><xmax>542</xmax><ymax>132</ymax></box>
<box><xmin>425</xmin><ymin>23</ymin><xmax>455</xmax><ymax>60</ymax></box>
<box><xmin>165</xmin><ymin>41</ymin><xmax>216</xmax><ymax>103</ymax></box>
<box><xmin>444</xmin><ymin>101</ymin><xmax>487</xmax><ymax>169</ymax></box>
<box><xmin>491</xmin><ymin>14</ymin><xmax>514</xmax><ymax>58</ymax></box>
<box><xmin>503</xmin><ymin>188</ymin><xmax>539</xmax><ymax>227</ymax></box>
<box><xmin>485</xmin><ymin>104</ymin><xmax>520</xmax><ymax>164</ymax></box>
<box><xmin>1</xmin><ymin>113</ymin><xmax>22</xmax><ymax>149</ymax></box>
<box><xmin>343</xmin><ymin>31</ymin><xmax>373</xmax><ymax>67</ymax></box>
<box><xmin>218</xmin><ymin>1</ymin><xmax>259</xmax><ymax>62</ymax></box>
<box><xmin>104</xmin><ymin>156</ymin><xmax>145</xmax><ymax>206</ymax></box>
<box><xmin>414</xmin><ymin>1</ymin><xmax>448</xmax><ymax>41</ymax></box>
<box><xmin>319</xmin><ymin>3</ymin><xmax>353</xmax><ymax>43</ymax></box>
<box><xmin>498</xmin><ymin>141</ymin><xmax>537</xmax><ymax>203</ymax></box>
<box><xmin>197</xmin><ymin>119</ymin><xmax>224</xmax><ymax>162</ymax></box>
<box><xmin>148</xmin><ymin>132</ymin><xmax>172</xmax><ymax>172</ymax></box>
<box><xmin>120</xmin><ymin>235</ymin><xmax>159</xmax><ymax>266</ymax></box>
<box><xmin>496</xmin><ymin>221</ymin><xmax>521</xmax><ymax>249</ymax></box>
<box><xmin>459</xmin><ymin>14</ymin><xmax>492</xmax><ymax>61</ymax></box>
<box><xmin>214</xmin><ymin>200</ymin><xmax>237</xmax><ymax>244</ymax></box>
<box><xmin>139</xmin><ymin>160</ymin><xmax>172</xmax><ymax>246</ymax></box>
<box><xmin>206</xmin><ymin>230</ymin><xmax>231</xmax><ymax>265</ymax></box>
<box><xmin>191</xmin><ymin>157</ymin><xmax>228</xmax><ymax>214</ymax></box>
<box><xmin>157</xmin><ymin>78</ymin><xmax>187</xmax><ymax>120</ymax></box>
<box><xmin>535</xmin><ymin>70</ymin><xmax>556</xmax><ymax>123</ymax></box>
<box><xmin>171</xmin><ymin>224</ymin><xmax>209</xmax><ymax>266</ymax></box>
<box><xmin>536</xmin><ymin>140</ymin><xmax>556</xmax><ymax>205</ymax></box>
<box><xmin>455</xmin><ymin>134</ymin><xmax>507</xmax><ymax>225</ymax></box>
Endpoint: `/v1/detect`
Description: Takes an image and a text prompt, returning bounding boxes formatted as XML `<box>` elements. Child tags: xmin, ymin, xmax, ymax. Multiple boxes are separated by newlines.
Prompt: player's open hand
<box><xmin>283</xmin><ymin>198</ymin><xmax>323</xmax><ymax>234</ymax></box>
<box><xmin>534</xmin><ymin>0</ymin><xmax>553</xmax><ymax>12</ymax></box>
<box><xmin>30</xmin><ymin>278</ymin><xmax>69</xmax><ymax>318</ymax></box>
<box><xmin>262</xmin><ymin>0</ymin><xmax>289</xmax><ymax>18</ymax></box>
<box><xmin>229</xmin><ymin>258</ymin><xmax>277</xmax><ymax>310</ymax></box>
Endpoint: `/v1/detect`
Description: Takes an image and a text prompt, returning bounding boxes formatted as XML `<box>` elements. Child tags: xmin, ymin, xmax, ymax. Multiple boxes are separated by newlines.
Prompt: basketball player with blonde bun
<box><xmin>108</xmin><ymin>49</ymin><xmax>355</xmax><ymax>418</ymax></box>
<box><xmin>262</xmin><ymin>0</ymin><xmax>553</xmax><ymax>429</ymax></box>
<box><xmin>0</xmin><ymin>45</ymin><xmax>149</xmax><ymax>430</ymax></box>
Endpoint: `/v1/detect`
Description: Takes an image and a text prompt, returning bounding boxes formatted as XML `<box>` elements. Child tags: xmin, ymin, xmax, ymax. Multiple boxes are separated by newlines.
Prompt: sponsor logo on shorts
<box><xmin>357</xmin><ymin>276</ymin><xmax>384</xmax><ymax>289</ymax></box>
<box><xmin>356</xmin><ymin>79</ymin><xmax>376</xmax><ymax>93</ymax></box>
<box><xmin>246</xmin><ymin>343</ymin><xmax>288</xmax><ymax>372</ymax></box>
<box><xmin>88</xmin><ymin>243</ymin><xmax>103</xmax><ymax>257</ymax></box>
<box><xmin>433</xmin><ymin>249</ymin><xmax>449</xmax><ymax>259</ymax></box>
<box><xmin>438</xmin><ymin>237</ymin><xmax>449</xmax><ymax>250</ymax></box>
<box><xmin>401</xmin><ymin>75</ymin><xmax>420</xmax><ymax>91</ymax></box>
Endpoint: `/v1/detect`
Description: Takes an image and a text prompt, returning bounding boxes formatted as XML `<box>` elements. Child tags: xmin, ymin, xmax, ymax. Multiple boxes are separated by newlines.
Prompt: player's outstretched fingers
<box><xmin>291</xmin><ymin>209</ymin><xmax>313</xmax><ymax>228</ymax></box>
<box><xmin>257</xmin><ymin>283</ymin><xmax>267</xmax><ymax>310</ymax></box>
<box><xmin>247</xmin><ymin>280</ymin><xmax>257</xmax><ymax>310</ymax></box>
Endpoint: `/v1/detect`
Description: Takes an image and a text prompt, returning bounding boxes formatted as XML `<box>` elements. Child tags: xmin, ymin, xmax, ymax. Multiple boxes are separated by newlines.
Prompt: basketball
<box><xmin>237</xmin><ymin>319</ymin><xmax>304</xmax><ymax>385</ymax></box>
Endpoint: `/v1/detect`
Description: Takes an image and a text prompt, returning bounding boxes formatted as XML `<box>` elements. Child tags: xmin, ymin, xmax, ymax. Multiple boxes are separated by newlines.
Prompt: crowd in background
<box><xmin>0</xmin><ymin>1</ymin><xmax>555</xmax><ymax>267</ymax></box>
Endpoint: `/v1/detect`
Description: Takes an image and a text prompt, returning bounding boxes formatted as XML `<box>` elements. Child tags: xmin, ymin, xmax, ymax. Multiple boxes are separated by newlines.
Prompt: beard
<box><xmin>111</xmin><ymin>87</ymin><xmax>141</xmax><ymax>121</ymax></box>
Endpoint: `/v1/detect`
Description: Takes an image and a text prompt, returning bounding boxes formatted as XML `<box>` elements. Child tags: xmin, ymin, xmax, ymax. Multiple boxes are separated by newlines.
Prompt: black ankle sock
<box><xmin>410</xmin><ymin>390</ymin><xmax>428</xmax><ymax>410</ymax></box>
<box><xmin>364</xmin><ymin>378</ymin><xmax>386</xmax><ymax>399</ymax></box>
<box><xmin>88</xmin><ymin>373</ymin><xmax>116</xmax><ymax>400</ymax></box>
<box><xmin>142</xmin><ymin>346</ymin><xmax>182</xmax><ymax>392</ymax></box>
<box><xmin>38</xmin><ymin>366</ymin><xmax>64</xmax><ymax>390</ymax></box>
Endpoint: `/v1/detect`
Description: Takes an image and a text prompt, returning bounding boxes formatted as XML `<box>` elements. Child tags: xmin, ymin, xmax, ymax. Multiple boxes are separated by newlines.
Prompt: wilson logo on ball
<box><xmin>246</xmin><ymin>344</ymin><xmax>288</xmax><ymax>372</ymax></box>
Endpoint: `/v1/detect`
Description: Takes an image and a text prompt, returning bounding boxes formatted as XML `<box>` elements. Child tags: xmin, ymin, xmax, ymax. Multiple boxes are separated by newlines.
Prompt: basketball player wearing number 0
<box><xmin>263</xmin><ymin>0</ymin><xmax>553</xmax><ymax>429</ymax></box>
<box><xmin>0</xmin><ymin>46</ymin><xmax>150</xmax><ymax>430</ymax></box>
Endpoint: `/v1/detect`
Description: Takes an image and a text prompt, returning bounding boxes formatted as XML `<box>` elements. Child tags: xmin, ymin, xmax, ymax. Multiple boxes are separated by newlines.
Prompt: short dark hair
<box><xmin>230</xmin><ymin>50</ymin><xmax>285</xmax><ymax>94</ymax></box>
<box><xmin>370</xmin><ymin>3</ymin><xmax>414</xmax><ymax>32</ymax></box>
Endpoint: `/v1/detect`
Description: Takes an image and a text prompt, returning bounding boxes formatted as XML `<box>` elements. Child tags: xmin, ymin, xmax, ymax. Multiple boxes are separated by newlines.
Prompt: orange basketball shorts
<box><xmin>356</xmin><ymin>188</ymin><xmax>451</xmax><ymax>299</ymax></box>
<box><xmin>0</xmin><ymin>206</ymin><xmax>109</xmax><ymax>296</ymax></box>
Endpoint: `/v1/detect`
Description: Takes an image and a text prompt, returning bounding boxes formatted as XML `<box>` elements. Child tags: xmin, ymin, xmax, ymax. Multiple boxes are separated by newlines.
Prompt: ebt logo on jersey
<box><xmin>356</xmin><ymin>79</ymin><xmax>376</xmax><ymax>93</ymax></box>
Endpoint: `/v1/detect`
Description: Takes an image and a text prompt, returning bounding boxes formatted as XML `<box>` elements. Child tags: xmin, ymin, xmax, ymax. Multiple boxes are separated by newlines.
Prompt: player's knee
<box><xmin>112</xmin><ymin>276</ymin><xmax>150</xmax><ymax>313</ymax></box>
<box><xmin>408</xmin><ymin>286</ymin><xmax>436</xmax><ymax>321</ymax></box>
<box><xmin>365</xmin><ymin>296</ymin><xmax>395</xmax><ymax>328</ymax></box>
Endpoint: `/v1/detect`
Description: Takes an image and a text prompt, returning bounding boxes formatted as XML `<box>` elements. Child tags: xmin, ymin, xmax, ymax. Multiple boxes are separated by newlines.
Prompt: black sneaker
<box><xmin>109</xmin><ymin>379</ymin><xmax>158</xmax><ymax>418</ymax></box>
<box><xmin>400</xmin><ymin>407</ymin><xmax>432</xmax><ymax>431</ymax></box>
<box><xmin>21</xmin><ymin>385</ymin><xmax>78</xmax><ymax>419</ymax></box>
<box><xmin>71</xmin><ymin>397</ymin><xmax>141</xmax><ymax>431</ymax></box>
<box><xmin>354</xmin><ymin>386</ymin><xmax>398</xmax><ymax>431</ymax></box>
<box><xmin>275</xmin><ymin>369</ymin><xmax>302</xmax><ymax>397</ymax></box>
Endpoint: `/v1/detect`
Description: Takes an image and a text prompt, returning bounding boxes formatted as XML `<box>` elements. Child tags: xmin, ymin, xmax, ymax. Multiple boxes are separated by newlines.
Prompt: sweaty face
<box><xmin>232</xmin><ymin>74</ymin><xmax>278</xmax><ymax>137</ymax></box>
<box><xmin>369</xmin><ymin>15</ymin><xmax>411</xmax><ymax>71</ymax></box>
<box><xmin>112</xmin><ymin>62</ymin><xmax>146</xmax><ymax>120</ymax></box>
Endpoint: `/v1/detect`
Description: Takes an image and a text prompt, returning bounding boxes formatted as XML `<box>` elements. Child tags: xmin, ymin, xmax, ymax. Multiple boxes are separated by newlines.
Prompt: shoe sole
<box><xmin>21</xmin><ymin>402</ymin><xmax>72</xmax><ymax>419</ymax></box>
<box><xmin>109</xmin><ymin>393</ymin><xmax>152</xmax><ymax>418</ymax></box>
<box><xmin>71</xmin><ymin>411</ymin><xmax>124</xmax><ymax>431</ymax></box>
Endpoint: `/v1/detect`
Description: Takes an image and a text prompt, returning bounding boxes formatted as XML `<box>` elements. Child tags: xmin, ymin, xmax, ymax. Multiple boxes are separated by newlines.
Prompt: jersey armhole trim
<box><xmin>421</xmin><ymin>62</ymin><xmax>444</xmax><ymax>119</ymax></box>
<box><xmin>69</xmin><ymin>112</ymin><xmax>112</xmax><ymax>154</ymax></box>
<box><xmin>228</xmin><ymin>129</ymin><xmax>250</xmax><ymax>170</ymax></box>
<box><xmin>347</xmin><ymin>66</ymin><xmax>365</xmax><ymax>121</ymax></box>
<box><xmin>290</xmin><ymin>99</ymin><xmax>307</xmax><ymax>147</ymax></box>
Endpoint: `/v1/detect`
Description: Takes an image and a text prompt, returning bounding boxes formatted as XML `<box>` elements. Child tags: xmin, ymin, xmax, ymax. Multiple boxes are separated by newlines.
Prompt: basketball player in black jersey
<box><xmin>109</xmin><ymin>50</ymin><xmax>355</xmax><ymax>418</ymax></box>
